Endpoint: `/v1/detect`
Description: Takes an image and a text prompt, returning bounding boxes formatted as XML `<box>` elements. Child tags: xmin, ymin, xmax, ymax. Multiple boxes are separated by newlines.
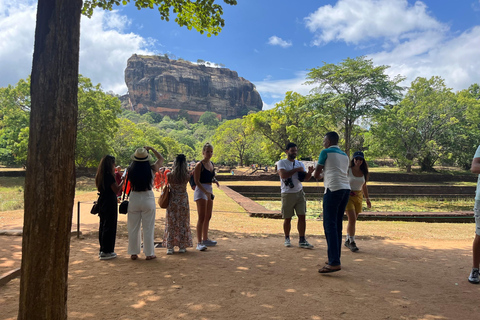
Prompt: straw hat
<box><xmin>131</xmin><ymin>147</ymin><xmax>152</xmax><ymax>162</ymax></box>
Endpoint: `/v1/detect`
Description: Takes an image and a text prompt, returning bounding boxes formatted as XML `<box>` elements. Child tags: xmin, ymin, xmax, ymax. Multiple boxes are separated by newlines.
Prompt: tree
<box><xmin>20</xmin><ymin>1</ymin><xmax>236</xmax><ymax>318</ymax></box>
<box><xmin>212</xmin><ymin>118</ymin><xmax>253</xmax><ymax>166</ymax></box>
<box><xmin>249</xmin><ymin>92</ymin><xmax>330</xmax><ymax>161</ymax></box>
<box><xmin>0</xmin><ymin>78</ymin><xmax>31</xmax><ymax>165</ymax></box>
<box><xmin>198</xmin><ymin>111</ymin><xmax>220</xmax><ymax>127</ymax></box>
<box><xmin>305</xmin><ymin>56</ymin><xmax>404</xmax><ymax>156</ymax></box>
<box><xmin>446</xmin><ymin>84</ymin><xmax>480</xmax><ymax>169</ymax></box>
<box><xmin>76</xmin><ymin>76</ymin><xmax>121</xmax><ymax>167</ymax></box>
<box><xmin>369</xmin><ymin>76</ymin><xmax>456</xmax><ymax>172</ymax></box>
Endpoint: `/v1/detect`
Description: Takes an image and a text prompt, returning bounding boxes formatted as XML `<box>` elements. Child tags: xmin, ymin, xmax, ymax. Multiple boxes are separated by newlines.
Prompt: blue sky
<box><xmin>1</xmin><ymin>0</ymin><xmax>480</xmax><ymax>109</ymax></box>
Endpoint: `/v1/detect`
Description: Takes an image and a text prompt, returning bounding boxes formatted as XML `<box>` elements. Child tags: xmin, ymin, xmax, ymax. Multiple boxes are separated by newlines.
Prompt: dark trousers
<box><xmin>99</xmin><ymin>209</ymin><xmax>118</xmax><ymax>253</ymax></box>
<box><xmin>323</xmin><ymin>188</ymin><xmax>350</xmax><ymax>266</ymax></box>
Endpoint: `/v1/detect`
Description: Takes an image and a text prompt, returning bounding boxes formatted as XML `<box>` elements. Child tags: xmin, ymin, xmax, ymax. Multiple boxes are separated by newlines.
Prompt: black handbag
<box><xmin>90</xmin><ymin>201</ymin><xmax>99</xmax><ymax>215</ymax></box>
<box><xmin>189</xmin><ymin>173</ymin><xmax>196</xmax><ymax>188</ymax></box>
<box><xmin>119</xmin><ymin>172</ymin><xmax>130</xmax><ymax>214</ymax></box>
<box><xmin>91</xmin><ymin>193</ymin><xmax>100</xmax><ymax>215</ymax></box>
<box><xmin>119</xmin><ymin>200</ymin><xmax>128</xmax><ymax>214</ymax></box>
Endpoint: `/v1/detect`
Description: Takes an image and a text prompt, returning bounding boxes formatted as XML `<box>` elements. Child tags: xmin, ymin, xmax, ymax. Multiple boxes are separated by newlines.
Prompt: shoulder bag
<box><xmin>159</xmin><ymin>183</ymin><xmax>170</xmax><ymax>209</ymax></box>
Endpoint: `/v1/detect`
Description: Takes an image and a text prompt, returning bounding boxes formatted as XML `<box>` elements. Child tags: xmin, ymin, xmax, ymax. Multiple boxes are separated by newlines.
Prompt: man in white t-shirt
<box><xmin>277</xmin><ymin>142</ymin><xmax>315</xmax><ymax>249</ymax></box>
<box><xmin>469</xmin><ymin>145</ymin><xmax>480</xmax><ymax>284</ymax></box>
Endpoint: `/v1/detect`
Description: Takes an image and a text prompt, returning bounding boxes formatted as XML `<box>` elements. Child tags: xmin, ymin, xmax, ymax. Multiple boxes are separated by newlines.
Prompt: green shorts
<box><xmin>281</xmin><ymin>190</ymin><xmax>306</xmax><ymax>219</ymax></box>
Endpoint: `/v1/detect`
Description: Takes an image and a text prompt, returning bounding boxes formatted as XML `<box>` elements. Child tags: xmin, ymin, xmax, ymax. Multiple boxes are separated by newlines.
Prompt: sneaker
<box><xmin>284</xmin><ymin>238</ymin><xmax>292</xmax><ymax>247</ymax></box>
<box><xmin>166</xmin><ymin>248</ymin><xmax>174</xmax><ymax>255</ymax></box>
<box><xmin>178</xmin><ymin>248</ymin><xmax>186</xmax><ymax>253</ymax></box>
<box><xmin>299</xmin><ymin>240</ymin><xmax>314</xmax><ymax>249</ymax></box>
<box><xmin>344</xmin><ymin>239</ymin><xmax>350</xmax><ymax>249</ymax></box>
<box><xmin>99</xmin><ymin>252</ymin><xmax>117</xmax><ymax>260</ymax></box>
<box><xmin>196</xmin><ymin>244</ymin><xmax>207</xmax><ymax>251</ymax></box>
<box><xmin>202</xmin><ymin>239</ymin><xmax>217</xmax><ymax>247</ymax></box>
<box><xmin>349</xmin><ymin>241</ymin><xmax>359</xmax><ymax>252</ymax></box>
<box><xmin>468</xmin><ymin>268</ymin><xmax>480</xmax><ymax>284</ymax></box>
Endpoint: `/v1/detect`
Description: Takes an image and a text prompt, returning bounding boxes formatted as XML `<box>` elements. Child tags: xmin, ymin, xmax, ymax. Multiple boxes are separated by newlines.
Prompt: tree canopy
<box><xmin>306</xmin><ymin>56</ymin><xmax>404</xmax><ymax>156</ymax></box>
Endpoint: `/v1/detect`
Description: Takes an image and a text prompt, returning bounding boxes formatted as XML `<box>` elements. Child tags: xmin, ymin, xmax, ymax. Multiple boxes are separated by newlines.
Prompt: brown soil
<box><xmin>1</xmin><ymin>191</ymin><xmax>479</xmax><ymax>319</ymax></box>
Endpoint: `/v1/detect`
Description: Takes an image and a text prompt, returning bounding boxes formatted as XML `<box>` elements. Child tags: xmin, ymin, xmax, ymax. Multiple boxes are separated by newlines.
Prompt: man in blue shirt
<box><xmin>469</xmin><ymin>145</ymin><xmax>480</xmax><ymax>284</ymax></box>
<box><xmin>314</xmin><ymin>132</ymin><xmax>350</xmax><ymax>273</ymax></box>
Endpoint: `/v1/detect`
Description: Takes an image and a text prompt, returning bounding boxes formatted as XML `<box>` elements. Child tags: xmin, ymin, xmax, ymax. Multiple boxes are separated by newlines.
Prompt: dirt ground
<box><xmin>1</xmin><ymin>190</ymin><xmax>480</xmax><ymax>320</ymax></box>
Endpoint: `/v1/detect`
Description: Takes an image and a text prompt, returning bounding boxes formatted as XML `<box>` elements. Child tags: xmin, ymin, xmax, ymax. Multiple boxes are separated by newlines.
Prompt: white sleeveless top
<box><xmin>348</xmin><ymin>168</ymin><xmax>365</xmax><ymax>191</ymax></box>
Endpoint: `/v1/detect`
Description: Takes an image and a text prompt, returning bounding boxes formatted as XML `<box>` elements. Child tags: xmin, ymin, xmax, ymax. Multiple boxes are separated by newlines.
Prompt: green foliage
<box><xmin>76</xmin><ymin>76</ymin><xmax>122</xmax><ymax>167</ymax></box>
<box><xmin>248</xmin><ymin>92</ymin><xmax>330</xmax><ymax>162</ymax></box>
<box><xmin>306</xmin><ymin>56</ymin><xmax>405</xmax><ymax>156</ymax></box>
<box><xmin>446</xmin><ymin>84</ymin><xmax>480</xmax><ymax>169</ymax></box>
<box><xmin>0</xmin><ymin>78</ymin><xmax>31</xmax><ymax>165</ymax></box>
<box><xmin>212</xmin><ymin>118</ymin><xmax>254</xmax><ymax>165</ymax></box>
<box><xmin>199</xmin><ymin>111</ymin><xmax>220</xmax><ymax>127</ymax></box>
<box><xmin>82</xmin><ymin>0</ymin><xmax>237</xmax><ymax>37</ymax></box>
<box><xmin>369</xmin><ymin>76</ymin><xmax>457</xmax><ymax>172</ymax></box>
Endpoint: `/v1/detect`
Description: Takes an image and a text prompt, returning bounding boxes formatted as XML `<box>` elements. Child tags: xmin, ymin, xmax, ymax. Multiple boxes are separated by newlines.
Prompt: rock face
<box><xmin>124</xmin><ymin>55</ymin><xmax>263</xmax><ymax>120</ymax></box>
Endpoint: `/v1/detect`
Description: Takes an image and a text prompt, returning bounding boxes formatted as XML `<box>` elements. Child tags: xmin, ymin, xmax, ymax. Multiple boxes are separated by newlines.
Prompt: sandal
<box><xmin>131</xmin><ymin>254</ymin><xmax>138</xmax><ymax>260</ymax></box>
<box><xmin>318</xmin><ymin>265</ymin><xmax>341</xmax><ymax>273</ymax></box>
<box><xmin>146</xmin><ymin>255</ymin><xmax>156</xmax><ymax>260</ymax></box>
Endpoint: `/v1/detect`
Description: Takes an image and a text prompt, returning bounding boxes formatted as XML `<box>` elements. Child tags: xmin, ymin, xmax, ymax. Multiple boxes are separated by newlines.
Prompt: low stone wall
<box><xmin>228</xmin><ymin>185</ymin><xmax>476</xmax><ymax>199</ymax></box>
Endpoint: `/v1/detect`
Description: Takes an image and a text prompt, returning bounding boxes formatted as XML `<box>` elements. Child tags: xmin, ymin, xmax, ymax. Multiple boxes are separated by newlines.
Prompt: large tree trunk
<box><xmin>18</xmin><ymin>0</ymin><xmax>82</xmax><ymax>319</ymax></box>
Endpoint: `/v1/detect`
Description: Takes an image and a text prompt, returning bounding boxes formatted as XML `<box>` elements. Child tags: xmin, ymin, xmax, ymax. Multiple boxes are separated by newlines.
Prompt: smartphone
<box><xmin>211</xmin><ymin>194</ymin><xmax>215</xmax><ymax>200</ymax></box>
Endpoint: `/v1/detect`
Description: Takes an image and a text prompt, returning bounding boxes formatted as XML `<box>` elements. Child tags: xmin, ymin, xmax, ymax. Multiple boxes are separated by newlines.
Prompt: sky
<box><xmin>1</xmin><ymin>0</ymin><xmax>480</xmax><ymax>109</ymax></box>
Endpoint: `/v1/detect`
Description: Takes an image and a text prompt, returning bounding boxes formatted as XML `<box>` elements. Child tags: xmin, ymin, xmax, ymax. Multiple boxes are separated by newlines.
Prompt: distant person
<box><xmin>193</xmin><ymin>142</ymin><xmax>220</xmax><ymax>251</ymax></box>
<box><xmin>95</xmin><ymin>155</ymin><xmax>124</xmax><ymax>260</ymax></box>
<box><xmin>127</xmin><ymin>146</ymin><xmax>164</xmax><ymax>261</ymax></box>
<box><xmin>164</xmin><ymin>167</ymin><xmax>171</xmax><ymax>186</ymax></box>
<box><xmin>469</xmin><ymin>145</ymin><xmax>480</xmax><ymax>284</ymax></box>
<box><xmin>114</xmin><ymin>166</ymin><xmax>123</xmax><ymax>201</ymax></box>
<box><xmin>314</xmin><ymin>132</ymin><xmax>350</xmax><ymax>273</ymax></box>
<box><xmin>163</xmin><ymin>154</ymin><xmax>193</xmax><ymax>254</ymax></box>
<box><xmin>277</xmin><ymin>142</ymin><xmax>315</xmax><ymax>248</ymax></box>
<box><xmin>344</xmin><ymin>151</ymin><xmax>371</xmax><ymax>252</ymax></box>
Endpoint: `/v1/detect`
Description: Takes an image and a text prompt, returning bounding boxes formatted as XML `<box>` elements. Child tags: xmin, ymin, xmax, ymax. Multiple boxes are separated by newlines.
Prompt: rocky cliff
<box><xmin>124</xmin><ymin>55</ymin><xmax>263</xmax><ymax>120</ymax></box>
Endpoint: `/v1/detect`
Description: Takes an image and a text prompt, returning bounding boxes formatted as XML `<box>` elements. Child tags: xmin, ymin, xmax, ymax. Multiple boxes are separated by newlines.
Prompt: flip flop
<box><xmin>318</xmin><ymin>265</ymin><xmax>341</xmax><ymax>273</ymax></box>
<box><xmin>131</xmin><ymin>254</ymin><xmax>138</xmax><ymax>260</ymax></box>
<box><xmin>146</xmin><ymin>255</ymin><xmax>157</xmax><ymax>260</ymax></box>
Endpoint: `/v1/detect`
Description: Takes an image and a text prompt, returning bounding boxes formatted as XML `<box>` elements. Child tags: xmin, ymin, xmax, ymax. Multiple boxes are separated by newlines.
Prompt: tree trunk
<box><xmin>18</xmin><ymin>1</ymin><xmax>82</xmax><ymax>319</ymax></box>
<box><xmin>344</xmin><ymin>119</ymin><xmax>351</xmax><ymax>156</ymax></box>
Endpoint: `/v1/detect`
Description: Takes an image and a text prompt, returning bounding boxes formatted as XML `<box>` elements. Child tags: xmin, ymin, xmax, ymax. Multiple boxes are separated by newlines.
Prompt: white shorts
<box><xmin>194</xmin><ymin>183</ymin><xmax>213</xmax><ymax>201</ymax></box>
<box><xmin>474</xmin><ymin>200</ymin><xmax>480</xmax><ymax>236</ymax></box>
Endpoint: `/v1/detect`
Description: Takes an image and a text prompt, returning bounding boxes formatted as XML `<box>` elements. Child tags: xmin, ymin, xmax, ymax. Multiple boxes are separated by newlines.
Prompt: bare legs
<box><xmin>283</xmin><ymin>216</ymin><xmax>306</xmax><ymax>238</ymax></box>
<box><xmin>196</xmin><ymin>198</ymin><xmax>213</xmax><ymax>243</ymax></box>
<box><xmin>473</xmin><ymin>234</ymin><xmax>480</xmax><ymax>268</ymax></box>
<box><xmin>346</xmin><ymin>209</ymin><xmax>359</xmax><ymax>237</ymax></box>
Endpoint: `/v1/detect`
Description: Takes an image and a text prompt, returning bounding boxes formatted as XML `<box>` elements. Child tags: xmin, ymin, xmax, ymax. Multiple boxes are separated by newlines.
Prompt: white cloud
<box><xmin>267</xmin><ymin>35</ymin><xmax>292</xmax><ymax>48</ymax></box>
<box><xmin>255</xmin><ymin>71</ymin><xmax>317</xmax><ymax>109</ymax></box>
<box><xmin>370</xmin><ymin>26</ymin><xmax>480</xmax><ymax>91</ymax></box>
<box><xmin>305</xmin><ymin>0</ymin><xmax>445</xmax><ymax>45</ymax></box>
<box><xmin>79</xmin><ymin>10</ymin><xmax>155</xmax><ymax>94</ymax></box>
<box><xmin>473</xmin><ymin>0</ymin><xmax>480</xmax><ymax>11</ymax></box>
<box><xmin>0</xmin><ymin>0</ymin><xmax>36</xmax><ymax>87</ymax></box>
<box><xmin>0</xmin><ymin>2</ymin><xmax>154</xmax><ymax>94</ymax></box>
<box><xmin>304</xmin><ymin>0</ymin><xmax>480</xmax><ymax>92</ymax></box>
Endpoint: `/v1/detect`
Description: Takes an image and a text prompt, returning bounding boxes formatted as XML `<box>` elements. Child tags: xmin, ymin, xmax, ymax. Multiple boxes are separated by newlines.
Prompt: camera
<box><xmin>298</xmin><ymin>171</ymin><xmax>306</xmax><ymax>182</ymax></box>
<box><xmin>283</xmin><ymin>177</ymin><xmax>294</xmax><ymax>188</ymax></box>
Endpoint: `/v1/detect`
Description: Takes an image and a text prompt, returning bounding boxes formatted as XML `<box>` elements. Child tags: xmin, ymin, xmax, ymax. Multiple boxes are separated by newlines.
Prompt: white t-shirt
<box><xmin>474</xmin><ymin>145</ymin><xmax>480</xmax><ymax>201</ymax></box>
<box><xmin>317</xmin><ymin>146</ymin><xmax>350</xmax><ymax>193</ymax></box>
<box><xmin>277</xmin><ymin>159</ymin><xmax>306</xmax><ymax>194</ymax></box>
<box><xmin>348</xmin><ymin>168</ymin><xmax>365</xmax><ymax>191</ymax></box>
